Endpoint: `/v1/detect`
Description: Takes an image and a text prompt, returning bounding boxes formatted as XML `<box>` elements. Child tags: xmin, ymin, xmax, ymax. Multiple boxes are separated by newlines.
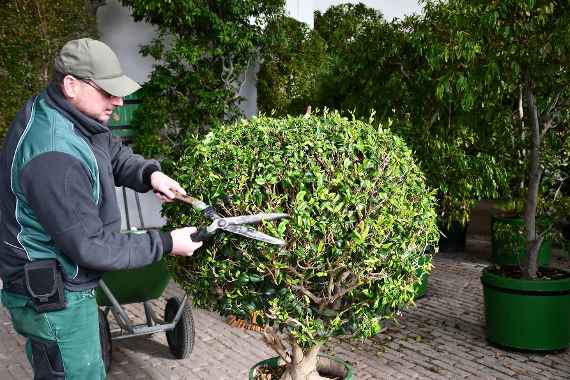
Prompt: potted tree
<box><xmin>309</xmin><ymin>4</ymin><xmax>511</xmax><ymax>249</ymax></box>
<box><xmin>420</xmin><ymin>0</ymin><xmax>570</xmax><ymax>350</ymax></box>
<box><xmin>164</xmin><ymin>112</ymin><xmax>439</xmax><ymax>379</ymax></box>
<box><xmin>490</xmin><ymin>200</ymin><xmax>553</xmax><ymax>268</ymax></box>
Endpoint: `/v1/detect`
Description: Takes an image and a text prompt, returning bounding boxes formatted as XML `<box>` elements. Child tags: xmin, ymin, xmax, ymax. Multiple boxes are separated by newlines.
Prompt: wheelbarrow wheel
<box><xmin>165</xmin><ymin>297</ymin><xmax>195</xmax><ymax>359</ymax></box>
<box><xmin>98</xmin><ymin>308</ymin><xmax>112</xmax><ymax>373</ymax></box>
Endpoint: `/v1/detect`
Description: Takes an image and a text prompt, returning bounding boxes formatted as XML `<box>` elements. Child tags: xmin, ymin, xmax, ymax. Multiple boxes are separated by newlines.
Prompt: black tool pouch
<box><xmin>24</xmin><ymin>260</ymin><xmax>66</xmax><ymax>312</ymax></box>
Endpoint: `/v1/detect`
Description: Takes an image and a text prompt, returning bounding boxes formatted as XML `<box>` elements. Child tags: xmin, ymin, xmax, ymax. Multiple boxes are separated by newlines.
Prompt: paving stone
<box><xmin>1</xmin><ymin>252</ymin><xmax>570</xmax><ymax>379</ymax></box>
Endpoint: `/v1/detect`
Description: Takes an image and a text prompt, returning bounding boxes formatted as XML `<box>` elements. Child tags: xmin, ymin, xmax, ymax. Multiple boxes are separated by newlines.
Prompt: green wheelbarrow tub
<box><xmin>96</xmin><ymin>259</ymin><xmax>171</xmax><ymax>306</ymax></box>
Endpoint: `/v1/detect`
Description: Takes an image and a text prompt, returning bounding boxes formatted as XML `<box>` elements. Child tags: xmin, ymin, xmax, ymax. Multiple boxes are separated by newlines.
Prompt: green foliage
<box><xmin>314</xmin><ymin>17</ymin><xmax>408</xmax><ymax>119</ymax></box>
<box><xmin>257</xmin><ymin>3</ymin><xmax>386</xmax><ymax>118</ymax></box>
<box><xmin>121</xmin><ymin>0</ymin><xmax>285</xmax><ymax>159</ymax></box>
<box><xmin>165</xmin><ymin>112</ymin><xmax>439</xmax><ymax>348</ymax></box>
<box><xmin>493</xmin><ymin>217</ymin><xmax>553</xmax><ymax>249</ymax></box>
<box><xmin>338</xmin><ymin>4</ymin><xmax>512</xmax><ymax>226</ymax></box>
<box><xmin>393</xmin><ymin>119</ymin><xmax>510</xmax><ymax>226</ymax></box>
<box><xmin>258</xmin><ymin>1</ymin><xmax>570</xmax><ymax>235</ymax></box>
<box><xmin>257</xmin><ymin>3</ymin><xmax>512</xmax><ymax>226</ymax></box>
<box><xmin>0</xmin><ymin>0</ymin><xmax>97</xmax><ymax>140</ymax></box>
<box><xmin>257</xmin><ymin>16</ymin><xmax>328</xmax><ymax>116</ymax></box>
<box><xmin>417</xmin><ymin>0</ymin><xmax>570</xmax><ymax>276</ymax></box>
<box><xmin>314</xmin><ymin>3</ymin><xmax>384</xmax><ymax>55</ymax></box>
<box><xmin>542</xmin><ymin>129</ymin><xmax>570</xmax><ymax>247</ymax></box>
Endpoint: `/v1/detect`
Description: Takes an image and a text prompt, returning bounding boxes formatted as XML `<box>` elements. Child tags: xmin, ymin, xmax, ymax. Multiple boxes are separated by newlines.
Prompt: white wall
<box><xmin>238</xmin><ymin>62</ymin><xmax>261</xmax><ymax>117</ymax></box>
<box><xmin>286</xmin><ymin>0</ymin><xmax>316</xmax><ymax>28</ymax></box>
<box><xmin>97</xmin><ymin>1</ymin><xmax>166</xmax><ymax>229</ymax></box>
<box><xmin>96</xmin><ymin>0</ymin><xmax>157</xmax><ymax>84</ymax></box>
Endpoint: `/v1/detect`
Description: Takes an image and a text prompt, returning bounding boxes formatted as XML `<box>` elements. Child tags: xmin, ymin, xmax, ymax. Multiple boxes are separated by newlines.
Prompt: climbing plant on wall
<box><xmin>121</xmin><ymin>0</ymin><xmax>285</xmax><ymax>160</ymax></box>
<box><xmin>0</xmin><ymin>0</ymin><xmax>97</xmax><ymax>140</ymax></box>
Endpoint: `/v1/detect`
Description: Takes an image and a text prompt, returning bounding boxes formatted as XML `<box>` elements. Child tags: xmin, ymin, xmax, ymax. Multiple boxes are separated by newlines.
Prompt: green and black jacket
<box><xmin>0</xmin><ymin>83</ymin><xmax>172</xmax><ymax>290</ymax></box>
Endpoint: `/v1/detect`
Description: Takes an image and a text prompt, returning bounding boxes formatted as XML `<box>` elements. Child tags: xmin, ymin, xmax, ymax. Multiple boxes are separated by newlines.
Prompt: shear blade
<box><xmin>223</xmin><ymin>224</ymin><xmax>285</xmax><ymax>245</ymax></box>
<box><xmin>222</xmin><ymin>213</ymin><xmax>289</xmax><ymax>225</ymax></box>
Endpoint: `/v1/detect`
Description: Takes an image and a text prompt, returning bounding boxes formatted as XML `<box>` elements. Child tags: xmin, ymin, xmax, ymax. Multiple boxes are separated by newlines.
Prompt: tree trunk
<box><xmin>522</xmin><ymin>72</ymin><xmax>542</xmax><ymax>279</ymax></box>
<box><xmin>262</xmin><ymin>329</ymin><xmax>346</xmax><ymax>380</ymax></box>
<box><xmin>279</xmin><ymin>340</ymin><xmax>328</xmax><ymax>380</ymax></box>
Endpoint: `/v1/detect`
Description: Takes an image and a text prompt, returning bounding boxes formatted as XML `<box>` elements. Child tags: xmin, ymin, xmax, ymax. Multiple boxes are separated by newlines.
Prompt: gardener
<box><xmin>0</xmin><ymin>38</ymin><xmax>202</xmax><ymax>379</ymax></box>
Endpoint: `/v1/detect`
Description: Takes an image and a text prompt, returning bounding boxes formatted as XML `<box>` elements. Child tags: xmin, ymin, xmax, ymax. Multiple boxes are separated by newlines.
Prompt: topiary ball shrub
<box><xmin>165</xmin><ymin>112</ymin><xmax>439</xmax><ymax>379</ymax></box>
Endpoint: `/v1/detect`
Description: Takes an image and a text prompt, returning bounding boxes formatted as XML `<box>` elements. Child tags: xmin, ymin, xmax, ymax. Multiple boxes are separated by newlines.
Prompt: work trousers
<box><xmin>1</xmin><ymin>288</ymin><xmax>106</xmax><ymax>379</ymax></box>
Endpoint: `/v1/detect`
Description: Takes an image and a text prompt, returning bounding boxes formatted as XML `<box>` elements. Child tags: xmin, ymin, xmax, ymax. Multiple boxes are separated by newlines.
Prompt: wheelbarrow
<box><xmin>96</xmin><ymin>188</ymin><xmax>194</xmax><ymax>373</ymax></box>
<box><xmin>96</xmin><ymin>251</ymin><xmax>194</xmax><ymax>373</ymax></box>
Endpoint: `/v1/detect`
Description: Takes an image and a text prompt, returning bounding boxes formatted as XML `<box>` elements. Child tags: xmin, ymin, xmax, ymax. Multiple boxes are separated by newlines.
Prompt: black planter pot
<box><xmin>438</xmin><ymin>222</ymin><xmax>467</xmax><ymax>252</ymax></box>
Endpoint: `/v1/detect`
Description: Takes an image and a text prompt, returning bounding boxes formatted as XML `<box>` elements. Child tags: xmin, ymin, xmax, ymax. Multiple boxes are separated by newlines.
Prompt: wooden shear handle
<box><xmin>170</xmin><ymin>190</ymin><xmax>194</xmax><ymax>204</ymax></box>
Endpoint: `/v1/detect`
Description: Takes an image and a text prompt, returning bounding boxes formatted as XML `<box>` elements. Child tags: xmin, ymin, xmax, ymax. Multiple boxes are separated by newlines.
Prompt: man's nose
<box><xmin>111</xmin><ymin>96</ymin><xmax>123</xmax><ymax>107</ymax></box>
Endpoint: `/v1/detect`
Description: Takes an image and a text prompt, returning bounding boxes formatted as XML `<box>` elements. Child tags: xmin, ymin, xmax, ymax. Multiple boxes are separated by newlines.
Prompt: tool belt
<box><xmin>3</xmin><ymin>260</ymin><xmax>66</xmax><ymax>312</ymax></box>
<box><xmin>3</xmin><ymin>275</ymin><xmax>27</xmax><ymax>295</ymax></box>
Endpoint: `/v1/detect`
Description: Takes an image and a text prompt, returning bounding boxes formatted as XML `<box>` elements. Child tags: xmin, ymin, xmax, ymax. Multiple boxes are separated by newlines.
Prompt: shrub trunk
<box><xmin>280</xmin><ymin>342</ymin><xmax>325</xmax><ymax>380</ymax></box>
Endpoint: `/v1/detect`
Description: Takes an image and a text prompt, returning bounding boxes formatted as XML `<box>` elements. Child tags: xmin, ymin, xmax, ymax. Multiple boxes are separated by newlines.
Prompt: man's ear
<box><xmin>61</xmin><ymin>75</ymin><xmax>80</xmax><ymax>99</ymax></box>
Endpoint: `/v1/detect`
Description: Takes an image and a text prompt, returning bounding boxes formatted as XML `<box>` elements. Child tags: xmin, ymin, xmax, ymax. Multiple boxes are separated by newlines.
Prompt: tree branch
<box><xmin>518</xmin><ymin>85</ymin><xmax>524</xmax><ymax>120</ymax></box>
<box><xmin>546</xmin><ymin>86</ymin><xmax>567</xmax><ymax>115</ymax></box>
<box><xmin>221</xmin><ymin>54</ymin><xmax>239</xmax><ymax>91</ymax></box>
<box><xmin>327</xmin><ymin>273</ymin><xmax>335</xmax><ymax>299</ymax></box>
<box><xmin>393</xmin><ymin>62</ymin><xmax>410</xmax><ymax>79</ymax></box>
<box><xmin>540</xmin><ymin>118</ymin><xmax>555</xmax><ymax>140</ymax></box>
<box><xmin>290</xmin><ymin>335</ymin><xmax>304</xmax><ymax>364</ymax></box>
<box><xmin>291</xmin><ymin>284</ymin><xmax>323</xmax><ymax>304</ymax></box>
<box><xmin>262</xmin><ymin>328</ymin><xmax>291</xmax><ymax>364</ymax></box>
<box><xmin>329</xmin><ymin>277</ymin><xmax>361</xmax><ymax>305</ymax></box>
<box><xmin>287</xmin><ymin>266</ymin><xmax>306</xmax><ymax>280</ymax></box>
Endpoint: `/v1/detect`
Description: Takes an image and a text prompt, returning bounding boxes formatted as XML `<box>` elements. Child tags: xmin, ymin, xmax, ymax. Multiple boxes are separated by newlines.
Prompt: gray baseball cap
<box><xmin>54</xmin><ymin>38</ymin><xmax>141</xmax><ymax>97</ymax></box>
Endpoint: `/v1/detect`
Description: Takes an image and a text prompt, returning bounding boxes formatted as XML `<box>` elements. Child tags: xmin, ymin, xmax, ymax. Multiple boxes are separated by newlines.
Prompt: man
<box><xmin>0</xmin><ymin>38</ymin><xmax>202</xmax><ymax>379</ymax></box>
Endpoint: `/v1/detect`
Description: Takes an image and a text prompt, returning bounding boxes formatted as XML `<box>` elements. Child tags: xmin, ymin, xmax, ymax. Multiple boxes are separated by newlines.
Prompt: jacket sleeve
<box><xmin>108</xmin><ymin>134</ymin><xmax>160</xmax><ymax>192</ymax></box>
<box><xmin>19</xmin><ymin>151</ymin><xmax>171</xmax><ymax>272</ymax></box>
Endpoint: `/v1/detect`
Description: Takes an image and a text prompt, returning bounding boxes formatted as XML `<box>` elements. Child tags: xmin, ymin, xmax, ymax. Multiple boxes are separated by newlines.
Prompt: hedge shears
<box><xmin>170</xmin><ymin>190</ymin><xmax>289</xmax><ymax>245</ymax></box>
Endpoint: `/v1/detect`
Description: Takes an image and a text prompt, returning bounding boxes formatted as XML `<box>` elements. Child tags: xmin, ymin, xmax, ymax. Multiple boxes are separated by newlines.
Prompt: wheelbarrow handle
<box><xmin>190</xmin><ymin>228</ymin><xmax>210</xmax><ymax>242</ymax></box>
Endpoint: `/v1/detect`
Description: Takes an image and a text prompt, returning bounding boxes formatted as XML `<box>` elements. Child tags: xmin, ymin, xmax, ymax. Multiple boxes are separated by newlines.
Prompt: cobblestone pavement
<box><xmin>1</xmin><ymin>251</ymin><xmax>570</xmax><ymax>379</ymax></box>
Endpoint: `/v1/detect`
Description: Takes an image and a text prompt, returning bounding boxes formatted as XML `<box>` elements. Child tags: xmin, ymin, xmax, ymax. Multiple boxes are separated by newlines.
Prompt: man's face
<box><xmin>67</xmin><ymin>77</ymin><xmax>123</xmax><ymax>123</ymax></box>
